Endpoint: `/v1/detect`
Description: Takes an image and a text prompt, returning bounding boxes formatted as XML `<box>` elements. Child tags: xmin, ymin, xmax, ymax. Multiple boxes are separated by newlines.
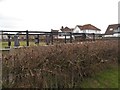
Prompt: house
<box><xmin>59</xmin><ymin>26</ymin><xmax>74</xmax><ymax>39</ymax></box>
<box><xmin>60</xmin><ymin>26</ymin><xmax>74</xmax><ymax>33</ymax></box>
<box><xmin>73</xmin><ymin>24</ymin><xmax>101</xmax><ymax>34</ymax></box>
<box><xmin>51</xmin><ymin>26</ymin><xmax>74</xmax><ymax>39</ymax></box>
<box><xmin>51</xmin><ymin>29</ymin><xmax>59</xmax><ymax>39</ymax></box>
<box><xmin>72</xmin><ymin>24</ymin><xmax>101</xmax><ymax>39</ymax></box>
<box><xmin>104</xmin><ymin>24</ymin><xmax>120</xmax><ymax>37</ymax></box>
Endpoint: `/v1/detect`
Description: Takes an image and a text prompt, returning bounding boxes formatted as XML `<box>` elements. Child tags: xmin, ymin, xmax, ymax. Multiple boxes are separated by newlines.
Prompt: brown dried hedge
<box><xmin>2</xmin><ymin>40</ymin><xmax>118</xmax><ymax>88</ymax></box>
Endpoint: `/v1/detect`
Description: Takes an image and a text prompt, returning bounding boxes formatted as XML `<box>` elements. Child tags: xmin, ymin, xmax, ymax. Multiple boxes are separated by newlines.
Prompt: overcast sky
<box><xmin>0</xmin><ymin>0</ymin><xmax>119</xmax><ymax>33</ymax></box>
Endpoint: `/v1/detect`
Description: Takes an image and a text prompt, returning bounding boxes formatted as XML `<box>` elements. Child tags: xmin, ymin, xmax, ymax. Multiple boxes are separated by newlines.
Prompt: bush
<box><xmin>2</xmin><ymin>40</ymin><xmax>118</xmax><ymax>88</ymax></box>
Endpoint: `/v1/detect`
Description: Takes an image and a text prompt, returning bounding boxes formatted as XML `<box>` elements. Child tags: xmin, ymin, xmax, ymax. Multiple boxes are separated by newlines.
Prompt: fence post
<box><xmin>93</xmin><ymin>33</ymin><xmax>95</xmax><ymax>41</ymax></box>
<box><xmin>7</xmin><ymin>35</ymin><xmax>11</xmax><ymax>47</ymax></box>
<box><xmin>26</xmin><ymin>30</ymin><xmax>29</xmax><ymax>46</ymax></box>
<box><xmin>65</xmin><ymin>34</ymin><xmax>66</xmax><ymax>43</ymax></box>
<box><xmin>83</xmin><ymin>33</ymin><xmax>86</xmax><ymax>41</ymax></box>
<box><xmin>70</xmin><ymin>32</ymin><xmax>72</xmax><ymax>43</ymax></box>
<box><xmin>38</xmin><ymin>34</ymin><xmax>39</xmax><ymax>44</ymax></box>
<box><xmin>51</xmin><ymin>33</ymin><xmax>53</xmax><ymax>45</ymax></box>
<box><xmin>46</xmin><ymin>34</ymin><xmax>49</xmax><ymax>45</ymax></box>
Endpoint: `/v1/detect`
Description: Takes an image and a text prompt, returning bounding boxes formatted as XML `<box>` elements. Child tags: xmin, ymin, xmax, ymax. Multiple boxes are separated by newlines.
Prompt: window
<box><xmin>83</xmin><ymin>30</ymin><xmax>86</xmax><ymax>33</ymax></box>
<box><xmin>109</xmin><ymin>28</ymin><xmax>113</xmax><ymax>31</ymax></box>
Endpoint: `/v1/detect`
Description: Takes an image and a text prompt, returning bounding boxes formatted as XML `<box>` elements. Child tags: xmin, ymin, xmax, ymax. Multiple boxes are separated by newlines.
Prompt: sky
<box><xmin>0</xmin><ymin>0</ymin><xmax>119</xmax><ymax>33</ymax></box>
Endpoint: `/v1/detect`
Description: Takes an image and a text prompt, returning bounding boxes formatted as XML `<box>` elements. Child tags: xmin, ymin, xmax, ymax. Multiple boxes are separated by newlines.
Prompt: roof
<box><xmin>60</xmin><ymin>26</ymin><xmax>74</xmax><ymax>32</ymax></box>
<box><xmin>105</xmin><ymin>24</ymin><xmax>120</xmax><ymax>35</ymax></box>
<box><xmin>77</xmin><ymin>24</ymin><xmax>101</xmax><ymax>31</ymax></box>
<box><xmin>51</xmin><ymin>29</ymin><xmax>59</xmax><ymax>32</ymax></box>
<box><xmin>77</xmin><ymin>25</ymin><xmax>83</xmax><ymax>30</ymax></box>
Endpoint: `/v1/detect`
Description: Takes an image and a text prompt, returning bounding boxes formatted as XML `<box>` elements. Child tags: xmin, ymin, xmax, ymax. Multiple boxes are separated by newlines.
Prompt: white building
<box><xmin>73</xmin><ymin>24</ymin><xmax>101</xmax><ymax>34</ymax></box>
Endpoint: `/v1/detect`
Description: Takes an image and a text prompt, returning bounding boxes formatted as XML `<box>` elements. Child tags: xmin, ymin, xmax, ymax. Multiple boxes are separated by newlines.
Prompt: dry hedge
<box><xmin>2</xmin><ymin>40</ymin><xmax>118</xmax><ymax>88</ymax></box>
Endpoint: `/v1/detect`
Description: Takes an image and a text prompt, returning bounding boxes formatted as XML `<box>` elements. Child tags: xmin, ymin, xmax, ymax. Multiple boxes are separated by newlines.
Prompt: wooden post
<box><xmin>65</xmin><ymin>34</ymin><xmax>66</xmax><ymax>43</ymax></box>
<box><xmin>26</xmin><ymin>30</ymin><xmax>29</xmax><ymax>46</ymax></box>
<box><xmin>83</xmin><ymin>33</ymin><xmax>86</xmax><ymax>41</ymax></box>
<box><xmin>46</xmin><ymin>34</ymin><xmax>49</xmax><ymax>45</ymax></box>
<box><xmin>93</xmin><ymin>33</ymin><xmax>95</xmax><ymax>41</ymax></box>
<box><xmin>51</xmin><ymin>33</ymin><xmax>53</xmax><ymax>45</ymax></box>
<box><xmin>7</xmin><ymin>35</ymin><xmax>11</xmax><ymax>47</ymax></box>
<box><xmin>38</xmin><ymin>34</ymin><xmax>39</xmax><ymax>44</ymax></box>
<box><xmin>70</xmin><ymin>32</ymin><xmax>72</xmax><ymax>43</ymax></box>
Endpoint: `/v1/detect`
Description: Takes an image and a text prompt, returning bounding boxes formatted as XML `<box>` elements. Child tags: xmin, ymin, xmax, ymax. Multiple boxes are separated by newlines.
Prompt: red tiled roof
<box><xmin>77</xmin><ymin>24</ymin><xmax>101</xmax><ymax>31</ymax></box>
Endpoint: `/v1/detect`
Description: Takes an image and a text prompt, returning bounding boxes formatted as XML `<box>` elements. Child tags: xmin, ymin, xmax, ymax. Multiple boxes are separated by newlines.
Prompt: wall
<box><xmin>73</xmin><ymin>27</ymin><xmax>101</xmax><ymax>34</ymax></box>
<box><xmin>73</xmin><ymin>27</ymin><xmax>82</xmax><ymax>33</ymax></box>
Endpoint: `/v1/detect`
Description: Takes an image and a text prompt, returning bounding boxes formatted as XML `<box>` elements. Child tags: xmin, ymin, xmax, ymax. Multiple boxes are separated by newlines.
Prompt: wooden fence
<box><xmin>0</xmin><ymin>30</ymin><xmax>115</xmax><ymax>47</ymax></box>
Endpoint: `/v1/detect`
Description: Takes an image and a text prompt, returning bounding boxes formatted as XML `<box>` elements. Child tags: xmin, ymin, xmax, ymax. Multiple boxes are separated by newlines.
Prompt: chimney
<box><xmin>61</xmin><ymin>26</ymin><xmax>64</xmax><ymax>30</ymax></box>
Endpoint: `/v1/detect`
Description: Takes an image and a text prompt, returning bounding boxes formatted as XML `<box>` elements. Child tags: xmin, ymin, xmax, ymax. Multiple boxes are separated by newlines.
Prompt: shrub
<box><xmin>2</xmin><ymin>40</ymin><xmax>118</xmax><ymax>88</ymax></box>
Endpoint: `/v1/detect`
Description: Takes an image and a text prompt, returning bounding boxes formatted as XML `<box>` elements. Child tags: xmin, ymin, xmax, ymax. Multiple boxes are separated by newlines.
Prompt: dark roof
<box><xmin>60</xmin><ymin>26</ymin><xmax>74</xmax><ymax>32</ymax></box>
<box><xmin>105</xmin><ymin>24</ymin><xmax>120</xmax><ymax>35</ymax></box>
<box><xmin>77</xmin><ymin>24</ymin><xmax>101</xmax><ymax>31</ymax></box>
<box><xmin>51</xmin><ymin>29</ymin><xmax>59</xmax><ymax>32</ymax></box>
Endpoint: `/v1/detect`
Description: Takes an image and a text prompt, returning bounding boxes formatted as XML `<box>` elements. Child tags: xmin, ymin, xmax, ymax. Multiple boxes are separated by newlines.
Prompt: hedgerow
<box><xmin>2</xmin><ymin>40</ymin><xmax>118</xmax><ymax>88</ymax></box>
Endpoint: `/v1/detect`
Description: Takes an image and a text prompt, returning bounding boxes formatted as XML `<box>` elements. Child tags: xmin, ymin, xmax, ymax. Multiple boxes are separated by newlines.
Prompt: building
<box><xmin>73</xmin><ymin>24</ymin><xmax>101</xmax><ymax>34</ymax></box>
<box><xmin>72</xmin><ymin>24</ymin><xmax>101</xmax><ymax>39</ymax></box>
<box><xmin>51</xmin><ymin>29</ymin><xmax>59</xmax><ymax>39</ymax></box>
<box><xmin>51</xmin><ymin>26</ymin><xmax>74</xmax><ymax>39</ymax></box>
<box><xmin>104</xmin><ymin>24</ymin><xmax>120</xmax><ymax>37</ymax></box>
<box><xmin>60</xmin><ymin>26</ymin><xmax>74</xmax><ymax>32</ymax></box>
<box><xmin>59</xmin><ymin>26</ymin><xmax>74</xmax><ymax>39</ymax></box>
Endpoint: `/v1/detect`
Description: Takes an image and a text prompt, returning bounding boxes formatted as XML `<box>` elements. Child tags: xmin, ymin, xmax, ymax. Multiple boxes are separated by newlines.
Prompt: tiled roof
<box><xmin>77</xmin><ymin>24</ymin><xmax>101</xmax><ymax>31</ymax></box>
<box><xmin>51</xmin><ymin>29</ymin><xmax>59</xmax><ymax>32</ymax></box>
<box><xmin>60</xmin><ymin>26</ymin><xmax>74</xmax><ymax>32</ymax></box>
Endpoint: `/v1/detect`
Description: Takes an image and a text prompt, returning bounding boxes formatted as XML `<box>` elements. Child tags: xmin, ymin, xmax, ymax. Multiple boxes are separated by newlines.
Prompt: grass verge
<box><xmin>80</xmin><ymin>65</ymin><xmax>118</xmax><ymax>88</ymax></box>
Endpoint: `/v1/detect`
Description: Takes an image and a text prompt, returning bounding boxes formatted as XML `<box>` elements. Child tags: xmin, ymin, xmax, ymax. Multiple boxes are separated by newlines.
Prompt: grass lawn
<box><xmin>1</xmin><ymin>41</ymin><xmax>46</xmax><ymax>48</ymax></box>
<box><xmin>80</xmin><ymin>66</ymin><xmax>119</xmax><ymax>88</ymax></box>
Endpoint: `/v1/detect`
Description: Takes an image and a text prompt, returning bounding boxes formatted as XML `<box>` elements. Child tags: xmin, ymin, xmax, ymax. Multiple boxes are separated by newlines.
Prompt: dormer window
<box><xmin>109</xmin><ymin>28</ymin><xmax>113</xmax><ymax>31</ymax></box>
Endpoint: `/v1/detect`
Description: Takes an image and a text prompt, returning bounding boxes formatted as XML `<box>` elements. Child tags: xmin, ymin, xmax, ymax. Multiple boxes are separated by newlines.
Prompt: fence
<box><xmin>0</xmin><ymin>30</ymin><xmax>113</xmax><ymax>48</ymax></box>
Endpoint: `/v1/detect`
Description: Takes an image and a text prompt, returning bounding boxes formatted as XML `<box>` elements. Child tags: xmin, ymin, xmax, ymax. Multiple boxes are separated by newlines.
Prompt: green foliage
<box><xmin>2</xmin><ymin>40</ymin><xmax>118</xmax><ymax>88</ymax></box>
<box><xmin>80</xmin><ymin>66</ymin><xmax>118</xmax><ymax>88</ymax></box>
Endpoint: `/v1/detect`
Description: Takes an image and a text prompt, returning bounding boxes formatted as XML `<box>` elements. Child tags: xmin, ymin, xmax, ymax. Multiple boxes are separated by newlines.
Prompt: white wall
<box><xmin>104</xmin><ymin>33</ymin><xmax>120</xmax><ymax>37</ymax></box>
<box><xmin>73</xmin><ymin>26</ymin><xmax>101</xmax><ymax>34</ymax></box>
<box><xmin>58</xmin><ymin>29</ymin><xmax>62</xmax><ymax>32</ymax></box>
<box><xmin>85</xmin><ymin>30</ymin><xmax>100</xmax><ymax>34</ymax></box>
<box><xmin>73</xmin><ymin>26</ymin><xmax>82</xmax><ymax>33</ymax></box>
<box><xmin>113</xmin><ymin>33</ymin><xmax>120</xmax><ymax>37</ymax></box>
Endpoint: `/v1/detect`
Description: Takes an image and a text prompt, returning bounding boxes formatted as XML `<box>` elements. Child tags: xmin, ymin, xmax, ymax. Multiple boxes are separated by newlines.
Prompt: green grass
<box><xmin>1</xmin><ymin>41</ymin><xmax>46</xmax><ymax>48</ymax></box>
<box><xmin>80</xmin><ymin>66</ymin><xmax>118</xmax><ymax>88</ymax></box>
